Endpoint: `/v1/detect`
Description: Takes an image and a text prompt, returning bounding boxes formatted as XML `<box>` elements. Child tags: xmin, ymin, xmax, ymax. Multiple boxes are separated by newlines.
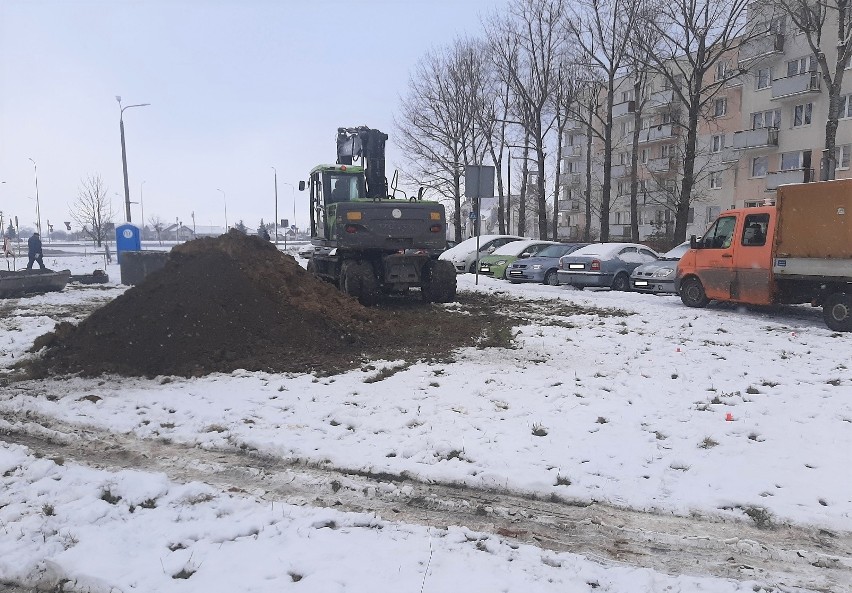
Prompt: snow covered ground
<box><xmin>1</xmin><ymin>244</ymin><xmax>850</xmax><ymax>592</ymax></box>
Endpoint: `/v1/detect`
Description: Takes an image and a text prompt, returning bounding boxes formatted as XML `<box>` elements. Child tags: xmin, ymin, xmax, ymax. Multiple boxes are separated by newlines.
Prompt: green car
<box><xmin>478</xmin><ymin>240</ymin><xmax>560</xmax><ymax>279</ymax></box>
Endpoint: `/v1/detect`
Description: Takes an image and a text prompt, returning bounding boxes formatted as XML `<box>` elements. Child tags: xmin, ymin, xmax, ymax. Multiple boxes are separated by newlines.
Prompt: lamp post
<box><xmin>27</xmin><ymin>158</ymin><xmax>42</xmax><ymax>236</ymax></box>
<box><xmin>272</xmin><ymin>167</ymin><xmax>279</xmax><ymax>244</ymax></box>
<box><xmin>217</xmin><ymin>188</ymin><xmax>228</xmax><ymax>231</ymax></box>
<box><xmin>116</xmin><ymin>96</ymin><xmax>150</xmax><ymax>223</ymax></box>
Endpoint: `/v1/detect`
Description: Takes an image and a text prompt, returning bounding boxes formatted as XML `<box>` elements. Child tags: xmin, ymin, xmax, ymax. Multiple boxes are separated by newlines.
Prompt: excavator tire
<box><xmin>341</xmin><ymin>261</ymin><xmax>379</xmax><ymax>306</ymax></box>
<box><xmin>422</xmin><ymin>259</ymin><xmax>457</xmax><ymax>303</ymax></box>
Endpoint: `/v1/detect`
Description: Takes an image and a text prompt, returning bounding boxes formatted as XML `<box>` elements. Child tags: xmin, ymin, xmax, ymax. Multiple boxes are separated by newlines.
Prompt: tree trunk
<box><xmin>584</xmin><ymin>105</ymin><xmax>594</xmax><ymax>242</ymax></box>
<box><xmin>629</xmin><ymin>78</ymin><xmax>642</xmax><ymax>242</ymax></box>
<box><xmin>600</xmin><ymin>78</ymin><xmax>615</xmax><ymax>242</ymax></box>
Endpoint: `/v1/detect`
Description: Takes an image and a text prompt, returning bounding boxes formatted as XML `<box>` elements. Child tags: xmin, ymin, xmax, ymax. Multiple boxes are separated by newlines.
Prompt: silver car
<box><xmin>557</xmin><ymin>243</ymin><xmax>660</xmax><ymax>291</ymax></box>
<box><xmin>630</xmin><ymin>242</ymin><xmax>690</xmax><ymax>294</ymax></box>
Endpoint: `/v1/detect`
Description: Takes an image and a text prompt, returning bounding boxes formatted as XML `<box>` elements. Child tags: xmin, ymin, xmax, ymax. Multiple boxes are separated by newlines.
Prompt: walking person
<box><xmin>27</xmin><ymin>232</ymin><xmax>45</xmax><ymax>270</ymax></box>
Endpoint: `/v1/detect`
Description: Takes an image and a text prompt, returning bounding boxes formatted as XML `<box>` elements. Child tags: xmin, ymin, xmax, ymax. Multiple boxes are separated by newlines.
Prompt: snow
<box><xmin>1</xmin><ymin>244</ymin><xmax>850</xmax><ymax>592</ymax></box>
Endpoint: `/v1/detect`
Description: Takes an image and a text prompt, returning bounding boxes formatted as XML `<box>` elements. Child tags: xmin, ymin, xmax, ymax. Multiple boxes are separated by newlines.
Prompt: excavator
<box><xmin>299</xmin><ymin>126</ymin><xmax>456</xmax><ymax>305</ymax></box>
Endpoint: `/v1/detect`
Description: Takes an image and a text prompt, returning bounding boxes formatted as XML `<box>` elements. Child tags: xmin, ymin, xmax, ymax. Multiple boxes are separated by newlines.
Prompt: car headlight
<box><xmin>531</xmin><ymin>264</ymin><xmax>543</xmax><ymax>270</ymax></box>
<box><xmin>652</xmin><ymin>268</ymin><xmax>674</xmax><ymax>278</ymax></box>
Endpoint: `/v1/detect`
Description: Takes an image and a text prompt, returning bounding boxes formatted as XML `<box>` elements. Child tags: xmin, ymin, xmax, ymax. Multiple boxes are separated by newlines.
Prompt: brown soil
<box><xmin>27</xmin><ymin>231</ymin><xmax>517</xmax><ymax>378</ymax></box>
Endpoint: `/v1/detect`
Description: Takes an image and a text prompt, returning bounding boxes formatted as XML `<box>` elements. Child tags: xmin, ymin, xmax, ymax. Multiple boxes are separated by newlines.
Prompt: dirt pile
<box><xmin>28</xmin><ymin>231</ymin><xmax>507</xmax><ymax>378</ymax></box>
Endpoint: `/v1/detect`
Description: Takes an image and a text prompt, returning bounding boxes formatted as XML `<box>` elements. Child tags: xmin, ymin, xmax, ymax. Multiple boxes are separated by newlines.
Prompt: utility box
<box><xmin>115</xmin><ymin>224</ymin><xmax>142</xmax><ymax>264</ymax></box>
<box><xmin>119</xmin><ymin>251</ymin><xmax>169</xmax><ymax>286</ymax></box>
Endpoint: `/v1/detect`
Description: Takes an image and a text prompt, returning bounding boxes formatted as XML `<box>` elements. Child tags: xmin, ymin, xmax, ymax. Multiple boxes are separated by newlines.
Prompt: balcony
<box><xmin>771</xmin><ymin>71</ymin><xmax>820</xmax><ymax>100</ymax></box>
<box><xmin>559</xmin><ymin>200</ymin><xmax>582</xmax><ymax>211</ymax></box>
<box><xmin>566</xmin><ymin>119</ymin><xmax>583</xmax><ymax>131</ymax></box>
<box><xmin>724</xmin><ymin>75</ymin><xmax>744</xmax><ymax>88</ymax></box>
<box><xmin>647</xmin><ymin>89</ymin><xmax>679</xmax><ymax>109</ymax></box>
<box><xmin>733</xmin><ymin>127</ymin><xmax>779</xmax><ymax>150</ymax></box>
<box><xmin>646</xmin><ymin>156</ymin><xmax>673</xmax><ymax>173</ymax></box>
<box><xmin>765</xmin><ymin>168</ymin><xmax>814</xmax><ymax>191</ymax></box>
<box><xmin>639</xmin><ymin>124</ymin><xmax>675</xmax><ymax>143</ymax></box>
<box><xmin>564</xmin><ymin>172</ymin><xmax>583</xmax><ymax>186</ymax></box>
<box><xmin>613</xmin><ymin>100</ymin><xmax>635</xmax><ymax>118</ymax></box>
<box><xmin>610</xmin><ymin>164</ymin><xmax>631</xmax><ymax>178</ymax></box>
<box><xmin>738</xmin><ymin>33</ymin><xmax>784</xmax><ymax>64</ymax></box>
<box><xmin>564</xmin><ymin>144</ymin><xmax>583</xmax><ymax>158</ymax></box>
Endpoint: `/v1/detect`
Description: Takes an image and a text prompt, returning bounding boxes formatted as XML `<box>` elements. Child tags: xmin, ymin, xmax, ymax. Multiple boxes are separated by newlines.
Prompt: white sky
<box><xmin>0</xmin><ymin>0</ymin><xmax>504</xmax><ymax>234</ymax></box>
<box><xmin>1</xmin><ymin>247</ymin><xmax>851</xmax><ymax>591</ymax></box>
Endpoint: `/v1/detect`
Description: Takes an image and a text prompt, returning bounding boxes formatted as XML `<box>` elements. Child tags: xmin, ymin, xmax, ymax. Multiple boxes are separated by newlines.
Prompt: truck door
<box><xmin>694</xmin><ymin>214</ymin><xmax>737</xmax><ymax>300</ymax></box>
<box><xmin>732</xmin><ymin>212</ymin><xmax>773</xmax><ymax>304</ymax></box>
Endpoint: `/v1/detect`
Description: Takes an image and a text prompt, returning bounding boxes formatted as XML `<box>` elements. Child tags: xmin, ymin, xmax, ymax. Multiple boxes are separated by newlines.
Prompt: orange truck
<box><xmin>675</xmin><ymin>178</ymin><xmax>852</xmax><ymax>331</ymax></box>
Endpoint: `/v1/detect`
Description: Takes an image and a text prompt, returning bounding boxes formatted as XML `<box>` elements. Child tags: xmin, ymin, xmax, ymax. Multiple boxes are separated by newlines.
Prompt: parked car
<box><xmin>630</xmin><ymin>241</ymin><xmax>690</xmax><ymax>294</ymax></box>
<box><xmin>439</xmin><ymin>234</ymin><xmax>525</xmax><ymax>273</ymax></box>
<box><xmin>557</xmin><ymin>243</ymin><xmax>660</xmax><ymax>291</ymax></box>
<box><xmin>478</xmin><ymin>240</ymin><xmax>559</xmax><ymax>279</ymax></box>
<box><xmin>507</xmin><ymin>243</ymin><xmax>590</xmax><ymax>285</ymax></box>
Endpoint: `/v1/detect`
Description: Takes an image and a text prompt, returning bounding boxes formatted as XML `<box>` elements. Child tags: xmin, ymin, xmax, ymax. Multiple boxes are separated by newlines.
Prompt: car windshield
<box><xmin>536</xmin><ymin>244</ymin><xmax>574</xmax><ymax>258</ymax></box>
<box><xmin>662</xmin><ymin>242</ymin><xmax>690</xmax><ymax>260</ymax></box>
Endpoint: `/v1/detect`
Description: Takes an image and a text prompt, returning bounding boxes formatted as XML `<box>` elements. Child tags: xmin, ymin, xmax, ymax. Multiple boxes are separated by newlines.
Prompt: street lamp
<box><xmin>116</xmin><ymin>96</ymin><xmax>150</xmax><ymax>223</ymax></box>
<box><xmin>27</xmin><ymin>158</ymin><xmax>42</xmax><ymax>236</ymax></box>
<box><xmin>271</xmin><ymin>167</ymin><xmax>278</xmax><ymax>244</ymax></box>
<box><xmin>217</xmin><ymin>189</ymin><xmax>228</xmax><ymax>231</ymax></box>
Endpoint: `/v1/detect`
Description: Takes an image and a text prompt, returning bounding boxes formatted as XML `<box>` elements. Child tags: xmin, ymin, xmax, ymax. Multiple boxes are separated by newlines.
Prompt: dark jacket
<box><xmin>28</xmin><ymin>234</ymin><xmax>42</xmax><ymax>257</ymax></box>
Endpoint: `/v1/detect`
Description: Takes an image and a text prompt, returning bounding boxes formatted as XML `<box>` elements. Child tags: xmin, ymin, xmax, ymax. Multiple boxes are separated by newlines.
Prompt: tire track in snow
<box><xmin>2</xmin><ymin>412</ymin><xmax>851</xmax><ymax>592</ymax></box>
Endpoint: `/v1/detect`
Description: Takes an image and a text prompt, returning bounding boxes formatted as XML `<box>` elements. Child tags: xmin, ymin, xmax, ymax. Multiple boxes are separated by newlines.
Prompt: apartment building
<box><xmin>559</xmin><ymin>1</ymin><xmax>852</xmax><ymax>242</ymax></box>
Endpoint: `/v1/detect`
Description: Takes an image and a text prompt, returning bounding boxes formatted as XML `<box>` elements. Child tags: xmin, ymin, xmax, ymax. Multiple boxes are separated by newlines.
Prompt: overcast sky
<box><xmin>1</xmin><ymin>0</ymin><xmax>503</xmax><ymax>235</ymax></box>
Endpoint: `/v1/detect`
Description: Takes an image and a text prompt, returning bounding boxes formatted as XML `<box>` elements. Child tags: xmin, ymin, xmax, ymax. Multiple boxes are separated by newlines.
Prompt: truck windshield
<box><xmin>325</xmin><ymin>174</ymin><xmax>365</xmax><ymax>203</ymax></box>
<box><xmin>701</xmin><ymin>215</ymin><xmax>736</xmax><ymax>249</ymax></box>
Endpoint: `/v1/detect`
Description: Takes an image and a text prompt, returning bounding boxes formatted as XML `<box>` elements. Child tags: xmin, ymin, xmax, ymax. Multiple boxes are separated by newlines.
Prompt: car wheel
<box><xmin>680</xmin><ymin>277</ymin><xmax>709</xmax><ymax>308</ymax></box>
<box><xmin>469</xmin><ymin>261</ymin><xmax>477</xmax><ymax>274</ymax></box>
<box><xmin>544</xmin><ymin>270</ymin><xmax>559</xmax><ymax>286</ymax></box>
<box><xmin>611</xmin><ymin>273</ymin><xmax>630</xmax><ymax>291</ymax></box>
<box><xmin>823</xmin><ymin>292</ymin><xmax>852</xmax><ymax>332</ymax></box>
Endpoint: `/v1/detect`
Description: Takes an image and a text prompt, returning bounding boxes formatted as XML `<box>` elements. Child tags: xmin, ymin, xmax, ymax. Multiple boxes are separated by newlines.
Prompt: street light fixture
<box><xmin>27</xmin><ymin>158</ymin><xmax>42</xmax><ymax>236</ymax></box>
<box><xmin>116</xmin><ymin>96</ymin><xmax>150</xmax><ymax>223</ymax></box>
<box><xmin>271</xmin><ymin>167</ymin><xmax>279</xmax><ymax>244</ymax></box>
<box><xmin>217</xmin><ymin>188</ymin><xmax>228</xmax><ymax>231</ymax></box>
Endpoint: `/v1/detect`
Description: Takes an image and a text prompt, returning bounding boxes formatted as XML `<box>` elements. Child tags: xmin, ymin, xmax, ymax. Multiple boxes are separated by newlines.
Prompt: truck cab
<box><xmin>676</xmin><ymin>205</ymin><xmax>775</xmax><ymax>306</ymax></box>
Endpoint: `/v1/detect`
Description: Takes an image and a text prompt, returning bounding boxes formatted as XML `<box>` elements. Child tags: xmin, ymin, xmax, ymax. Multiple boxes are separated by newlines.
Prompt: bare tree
<box><xmin>70</xmin><ymin>174</ymin><xmax>114</xmax><ymax>247</ymax></box>
<box><xmin>148</xmin><ymin>215</ymin><xmax>165</xmax><ymax>245</ymax></box>
<box><xmin>569</xmin><ymin>0</ymin><xmax>640</xmax><ymax>241</ymax></box>
<box><xmin>770</xmin><ymin>0</ymin><xmax>851</xmax><ymax>179</ymax></box>
<box><xmin>396</xmin><ymin>39</ymin><xmax>488</xmax><ymax>242</ymax></box>
<box><xmin>489</xmin><ymin>0</ymin><xmax>569</xmax><ymax>239</ymax></box>
<box><xmin>640</xmin><ymin>0</ymin><xmax>755</xmax><ymax>242</ymax></box>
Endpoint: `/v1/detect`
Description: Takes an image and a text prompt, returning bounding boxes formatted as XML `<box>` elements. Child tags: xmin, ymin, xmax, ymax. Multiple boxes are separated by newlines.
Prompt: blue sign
<box><xmin>468</xmin><ymin>211</ymin><xmax>477</xmax><ymax>221</ymax></box>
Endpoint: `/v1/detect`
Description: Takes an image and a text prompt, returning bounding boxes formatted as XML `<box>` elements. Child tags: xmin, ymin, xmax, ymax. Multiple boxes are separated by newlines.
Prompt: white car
<box><xmin>438</xmin><ymin>234</ymin><xmax>525</xmax><ymax>273</ymax></box>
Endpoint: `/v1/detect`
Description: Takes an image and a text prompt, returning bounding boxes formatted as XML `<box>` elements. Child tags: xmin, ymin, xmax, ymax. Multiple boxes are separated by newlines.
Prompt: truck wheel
<box><xmin>306</xmin><ymin>258</ymin><xmax>316</xmax><ymax>275</ymax></box>
<box><xmin>680</xmin><ymin>277</ymin><xmax>709</xmax><ymax>308</ymax></box>
<box><xmin>544</xmin><ymin>270</ymin><xmax>559</xmax><ymax>286</ymax></box>
<box><xmin>823</xmin><ymin>292</ymin><xmax>852</xmax><ymax>332</ymax></box>
<box><xmin>611</xmin><ymin>273</ymin><xmax>630</xmax><ymax>291</ymax></box>
<box><xmin>342</xmin><ymin>261</ymin><xmax>379</xmax><ymax>306</ymax></box>
<box><xmin>422</xmin><ymin>260</ymin><xmax>457</xmax><ymax>303</ymax></box>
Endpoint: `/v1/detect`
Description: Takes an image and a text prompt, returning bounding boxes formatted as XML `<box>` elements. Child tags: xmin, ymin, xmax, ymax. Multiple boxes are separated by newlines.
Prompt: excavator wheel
<box><xmin>422</xmin><ymin>259</ymin><xmax>457</xmax><ymax>303</ymax></box>
<box><xmin>341</xmin><ymin>261</ymin><xmax>379</xmax><ymax>306</ymax></box>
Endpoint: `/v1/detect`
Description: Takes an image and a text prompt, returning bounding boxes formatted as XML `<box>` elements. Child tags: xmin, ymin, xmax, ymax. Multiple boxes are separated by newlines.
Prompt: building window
<box><xmin>641</xmin><ymin>148</ymin><xmax>649</xmax><ymax>163</ymax></box>
<box><xmin>711</xmin><ymin>134</ymin><xmax>725</xmax><ymax>152</ymax></box>
<box><xmin>566</xmin><ymin>134</ymin><xmax>575</xmax><ymax>146</ymax></box>
<box><xmin>841</xmin><ymin>94</ymin><xmax>852</xmax><ymax>118</ymax></box>
<box><xmin>752</xmin><ymin>109</ymin><xmax>781</xmax><ymax>129</ymax></box>
<box><xmin>714</xmin><ymin>97</ymin><xmax>728</xmax><ymax>117</ymax></box>
<box><xmin>621</xmin><ymin>89</ymin><xmax>634</xmax><ymax>102</ymax></box>
<box><xmin>710</xmin><ymin>171</ymin><xmax>723</xmax><ymax>189</ymax></box>
<box><xmin>715</xmin><ymin>61</ymin><xmax>727</xmax><ymax>81</ymax></box>
<box><xmin>752</xmin><ymin>156</ymin><xmax>768</xmax><ymax>178</ymax></box>
<box><xmin>661</xmin><ymin>144</ymin><xmax>675</xmax><ymax>158</ymax></box>
<box><xmin>617</xmin><ymin>180</ymin><xmax>626</xmax><ymax>195</ymax></box>
<box><xmin>638</xmin><ymin>179</ymin><xmax>647</xmax><ymax>192</ymax></box>
<box><xmin>787</xmin><ymin>55</ymin><xmax>816</xmax><ymax>77</ymax></box>
<box><xmin>793</xmin><ymin>102</ymin><xmax>813</xmax><ymax>126</ymax></box>
<box><xmin>780</xmin><ymin>151</ymin><xmax>804</xmax><ymax>171</ymax></box>
<box><xmin>756</xmin><ymin>67</ymin><xmax>772</xmax><ymax>90</ymax></box>
<box><xmin>835</xmin><ymin>144</ymin><xmax>851</xmax><ymax>169</ymax></box>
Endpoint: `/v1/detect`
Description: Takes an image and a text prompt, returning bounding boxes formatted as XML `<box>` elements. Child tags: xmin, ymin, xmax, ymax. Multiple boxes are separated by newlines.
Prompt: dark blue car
<box><xmin>506</xmin><ymin>243</ymin><xmax>589</xmax><ymax>285</ymax></box>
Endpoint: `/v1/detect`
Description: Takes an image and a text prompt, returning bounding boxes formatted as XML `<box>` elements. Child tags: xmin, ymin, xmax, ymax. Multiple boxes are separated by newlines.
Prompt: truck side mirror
<box><xmin>690</xmin><ymin>234</ymin><xmax>698</xmax><ymax>249</ymax></box>
<box><xmin>298</xmin><ymin>180</ymin><xmax>305</xmax><ymax>191</ymax></box>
